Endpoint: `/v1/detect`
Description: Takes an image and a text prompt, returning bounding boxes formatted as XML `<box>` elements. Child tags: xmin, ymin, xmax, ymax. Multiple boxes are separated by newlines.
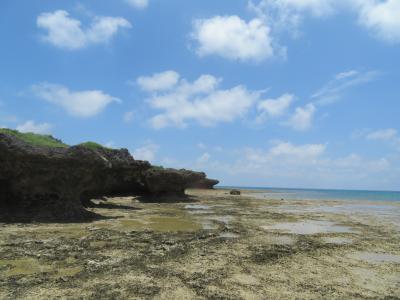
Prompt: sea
<box><xmin>219</xmin><ymin>187</ymin><xmax>400</xmax><ymax>202</ymax></box>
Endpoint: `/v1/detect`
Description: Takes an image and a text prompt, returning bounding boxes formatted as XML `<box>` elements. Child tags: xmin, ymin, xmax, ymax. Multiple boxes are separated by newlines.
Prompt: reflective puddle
<box><xmin>0</xmin><ymin>258</ymin><xmax>83</xmax><ymax>278</ymax></box>
<box><xmin>207</xmin><ymin>215</ymin><xmax>233</xmax><ymax>224</ymax></box>
<box><xmin>267</xmin><ymin>235</ymin><xmax>296</xmax><ymax>245</ymax></box>
<box><xmin>350</xmin><ymin>252</ymin><xmax>400</xmax><ymax>264</ymax></box>
<box><xmin>322</xmin><ymin>237</ymin><xmax>353</xmax><ymax>245</ymax></box>
<box><xmin>219</xmin><ymin>232</ymin><xmax>239</xmax><ymax>238</ymax></box>
<box><xmin>185</xmin><ymin>204</ymin><xmax>214</xmax><ymax>215</ymax></box>
<box><xmin>185</xmin><ymin>204</ymin><xmax>211</xmax><ymax>210</ymax></box>
<box><xmin>92</xmin><ymin>215</ymin><xmax>203</xmax><ymax>233</ymax></box>
<box><xmin>262</xmin><ymin>220</ymin><xmax>353</xmax><ymax>235</ymax></box>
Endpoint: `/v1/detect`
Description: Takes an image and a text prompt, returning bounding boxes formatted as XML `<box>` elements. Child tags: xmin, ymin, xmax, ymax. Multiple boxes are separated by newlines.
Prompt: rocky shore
<box><xmin>0</xmin><ymin>189</ymin><xmax>399</xmax><ymax>299</ymax></box>
<box><xmin>0</xmin><ymin>129</ymin><xmax>218</xmax><ymax>222</ymax></box>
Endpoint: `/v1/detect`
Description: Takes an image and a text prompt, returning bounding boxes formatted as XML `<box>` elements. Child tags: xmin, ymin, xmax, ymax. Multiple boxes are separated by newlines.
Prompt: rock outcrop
<box><xmin>230</xmin><ymin>189</ymin><xmax>241</xmax><ymax>195</ymax></box>
<box><xmin>187</xmin><ymin>178</ymin><xmax>220</xmax><ymax>189</ymax></box>
<box><xmin>0</xmin><ymin>129</ymin><xmax>218</xmax><ymax>222</ymax></box>
<box><xmin>142</xmin><ymin>168</ymin><xmax>215</xmax><ymax>196</ymax></box>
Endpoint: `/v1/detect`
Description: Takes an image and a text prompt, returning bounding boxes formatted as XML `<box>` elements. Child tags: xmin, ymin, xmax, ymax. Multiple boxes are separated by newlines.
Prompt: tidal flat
<box><xmin>0</xmin><ymin>189</ymin><xmax>399</xmax><ymax>299</ymax></box>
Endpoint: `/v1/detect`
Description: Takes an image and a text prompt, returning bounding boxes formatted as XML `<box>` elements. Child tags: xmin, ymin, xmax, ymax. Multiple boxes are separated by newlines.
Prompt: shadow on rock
<box><xmin>85</xmin><ymin>200</ymin><xmax>142</xmax><ymax>211</ymax></box>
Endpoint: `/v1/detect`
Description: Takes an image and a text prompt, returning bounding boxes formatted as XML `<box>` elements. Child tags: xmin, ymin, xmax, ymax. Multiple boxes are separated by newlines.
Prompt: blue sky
<box><xmin>0</xmin><ymin>0</ymin><xmax>399</xmax><ymax>190</ymax></box>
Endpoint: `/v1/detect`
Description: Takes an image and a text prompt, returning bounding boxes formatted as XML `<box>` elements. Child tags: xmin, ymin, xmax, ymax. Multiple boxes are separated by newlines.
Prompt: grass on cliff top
<box><xmin>0</xmin><ymin>128</ymin><xmax>69</xmax><ymax>148</ymax></box>
<box><xmin>78</xmin><ymin>141</ymin><xmax>110</xmax><ymax>151</ymax></box>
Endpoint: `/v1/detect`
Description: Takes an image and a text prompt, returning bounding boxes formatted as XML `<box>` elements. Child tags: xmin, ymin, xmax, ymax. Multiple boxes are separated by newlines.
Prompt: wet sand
<box><xmin>1</xmin><ymin>189</ymin><xmax>399</xmax><ymax>299</ymax></box>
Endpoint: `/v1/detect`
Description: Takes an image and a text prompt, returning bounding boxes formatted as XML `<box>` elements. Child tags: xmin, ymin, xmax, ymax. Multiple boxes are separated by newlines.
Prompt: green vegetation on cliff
<box><xmin>0</xmin><ymin>128</ymin><xmax>113</xmax><ymax>151</ymax></box>
<box><xmin>0</xmin><ymin>128</ymin><xmax>68</xmax><ymax>148</ymax></box>
<box><xmin>78</xmin><ymin>141</ymin><xmax>110</xmax><ymax>151</ymax></box>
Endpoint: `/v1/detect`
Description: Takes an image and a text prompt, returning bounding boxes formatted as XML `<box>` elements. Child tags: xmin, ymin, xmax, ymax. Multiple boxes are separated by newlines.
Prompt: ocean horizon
<box><xmin>218</xmin><ymin>186</ymin><xmax>400</xmax><ymax>202</ymax></box>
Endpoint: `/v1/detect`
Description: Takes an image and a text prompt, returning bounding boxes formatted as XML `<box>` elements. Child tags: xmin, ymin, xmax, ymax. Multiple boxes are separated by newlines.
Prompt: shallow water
<box><xmin>236</xmin><ymin>187</ymin><xmax>400</xmax><ymax>202</ymax></box>
<box><xmin>207</xmin><ymin>215</ymin><xmax>233</xmax><ymax>224</ymax></box>
<box><xmin>219</xmin><ymin>232</ymin><xmax>239</xmax><ymax>238</ymax></box>
<box><xmin>95</xmin><ymin>216</ymin><xmax>202</xmax><ymax>232</ymax></box>
<box><xmin>271</xmin><ymin>202</ymin><xmax>400</xmax><ymax>230</ymax></box>
<box><xmin>350</xmin><ymin>252</ymin><xmax>400</xmax><ymax>264</ymax></box>
<box><xmin>198</xmin><ymin>220</ymin><xmax>218</xmax><ymax>230</ymax></box>
<box><xmin>187</xmin><ymin>210</ymin><xmax>213</xmax><ymax>215</ymax></box>
<box><xmin>185</xmin><ymin>204</ymin><xmax>211</xmax><ymax>210</ymax></box>
<box><xmin>267</xmin><ymin>235</ymin><xmax>296</xmax><ymax>245</ymax></box>
<box><xmin>322</xmin><ymin>237</ymin><xmax>353</xmax><ymax>245</ymax></box>
<box><xmin>262</xmin><ymin>220</ymin><xmax>353</xmax><ymax>235</ymax></box>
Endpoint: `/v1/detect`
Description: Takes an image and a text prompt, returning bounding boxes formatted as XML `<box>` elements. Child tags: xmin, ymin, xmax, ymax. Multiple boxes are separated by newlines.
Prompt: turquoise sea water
<box><xmin>220</xmin><ymin>187</ymin><xmax>400</xmax><ymax>202</ymax></box>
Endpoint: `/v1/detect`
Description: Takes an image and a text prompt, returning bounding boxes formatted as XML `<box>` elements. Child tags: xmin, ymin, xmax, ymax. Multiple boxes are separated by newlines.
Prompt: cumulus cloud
<box><xmin>32</xmin><ymin>83</ymin><xmax>119</xmax><ymax>118</ymax></box>
<box><xmin>137</xmin><ymin>71</ymin><xmax>180</xmax><ymax>92</ymax></box>
<box><xmin>139</xmin><ymin>71</ymin><xmax>260</xmax><ymax>128</ymax></box>
<box><xmin>286</xmin><ymin>103</ymin><xmax>315</xmax><ymax>131</ymax></box>
<box><xmin>37</xmin><ymin>10</ymin><xmax>131</xmax><ymax>50</ymax></box>
<box><xmin>133</xmin><ymin>142</ymin><xmax>159</xmax><ymax>161</ymax></box>
<box><xmin>191</xmin><ymin>15</ymin><xmax>275</xmax><ymax>62</ymax></box>
<box><xmin>358</xmin><ymin>0</ymin><xmax>400</xmax><ymax>43</ymax></box>
<box><xmin>257</xmin><ymin>93</ymin><xmax>294</xmax><ymax>122</ymax></box>
<box><xmin>16</xmin><ymin>120</ymin><xmax>53</xmax><ymax>134</ymax></box>
<box><xmin>125</xmin><ymin>0</ymin><xmax>149</xmax><ymax>9</ymax></box>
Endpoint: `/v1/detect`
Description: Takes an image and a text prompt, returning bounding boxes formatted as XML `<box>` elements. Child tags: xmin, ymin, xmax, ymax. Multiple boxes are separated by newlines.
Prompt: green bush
<box><xmin>78</xmin><ymin>141</ymin><xmax>109</xmax><ymax>150</ymax></box>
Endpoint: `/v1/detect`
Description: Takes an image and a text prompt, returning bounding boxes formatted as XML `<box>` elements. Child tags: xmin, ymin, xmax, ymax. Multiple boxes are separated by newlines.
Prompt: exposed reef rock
<box><xmin>142</xmin><ymin>168</ymin><xmax>216</xmax><ymax>196</ymax></box>
<box><xmin>187</xmin><ymin>178</ymin><xmax>220</xmax><ymax>189</ymax></box>
<box><xmin>230</xmin><ymin>189</ymin><xmax>241</xmax><ymax>195</ymax></box>
<box><xmin>0</xmin><ymin>129</ymin><xmax>218</xmax><ymax>222</ymax></box>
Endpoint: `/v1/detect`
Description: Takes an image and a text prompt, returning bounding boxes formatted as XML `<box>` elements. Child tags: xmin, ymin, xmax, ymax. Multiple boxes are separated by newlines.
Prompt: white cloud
<box><xmin>192</xmin><ymin>15</ymin><xmax>275</xmax><ymax>62</ymax></box>
<box><xmin>249</xmin><ymin>0</ymin><xmax>335</xmax><ymax>22</ymax></box>
<box><xmin>125</xmin><ymin>0</ymin><xmax>149</xmax><ymax>9</ymax></box>
<box><xmin>139</xmin><ymin>71</ymin><xmax>260</xmax><ymax>128</ymax></box>
<box><xmin>37</xmin><ymin>10</ymin><xmax>131</xmax><ymax>50</ymax></box>
<box><xmin>257</xmin><ymin>93</ymin><xmax>294</xmax><ymax>122</ymax></box>
<box><xmin>189</xmin><ymin>140</ymin><xmax>396</xmax><ymax>190</ymax></box>
<box><xmin>137</xmin><ymin>71</ymin><xmax>180</xmax><ymax>92</ymax></box>
<box><xmin>269</xmin><ymin>141</ymin><xmax>325</xmax><ymax>158</ymax></box>
<box><xmin>248</xmin><ymin>0</ymin><xmax>337</xmax><ymax>38</ymax></box>
<box><xmin>358</xmin><ymin>0</ymin><xmax>400</xmax><ymax>43</ymax></box>
<box><xmin>312</xmin><ymin>70</ymin><xmax>380</xmax><ymax>105</ymax></box>
<box><xmin>16</xmin><ymin>120</ymin><xmax>53</xmax><ymax>134</ymax></box>
<box><xmin>32</xmin><ymin>83</ymin><xmax>119</xmax><ymax>118</ymax></box>
<box><xmin>335</xmin><ymin>70</ymin><xmax>359</xmax><ymax>80</ymax></box>
<box><xmin>133</xmin><ymin>142</ymin><xmax>159</xmax><ymax>161</ymax></box>
<box><xmin>123</xmin><ymin>111</ymin><xmax>135</xmax><ymax>123</ymax></box>
<box><xmin>286</xmin><ymin>103</ymin><xmax>315</xmax><ymax>131</ymax></box>
<box><xmin>366</xmin><ymin>128</ymin><xmax>398</xmax><ymax>141</ymax></box>
<box><xmin>246</xmin><ymin>141</ymin><xmax>325</xmax><ymax>164</ymax></box>
<box><xmin>249</xmin><ymin>0</ymin><xmax>400</xmax><ymax>46</ymax></box>
<box><xmin>197</xmin><ymin>152</ymin><xmax>211</xmax><ymax>164</ymax></box>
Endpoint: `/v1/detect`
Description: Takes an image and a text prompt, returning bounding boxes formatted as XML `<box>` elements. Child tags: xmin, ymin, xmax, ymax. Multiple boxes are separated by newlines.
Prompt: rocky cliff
<box><xmin>0</xmin><ymin>129</ymin><xmax>219</xmax><ymax>222</ymax></box>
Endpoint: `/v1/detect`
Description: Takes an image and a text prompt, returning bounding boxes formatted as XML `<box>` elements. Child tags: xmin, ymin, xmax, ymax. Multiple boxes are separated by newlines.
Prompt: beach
<box><xmin>1</xmin><ymin>188</ymin><xmax>399</xmax><ymax>299</ymax></box>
